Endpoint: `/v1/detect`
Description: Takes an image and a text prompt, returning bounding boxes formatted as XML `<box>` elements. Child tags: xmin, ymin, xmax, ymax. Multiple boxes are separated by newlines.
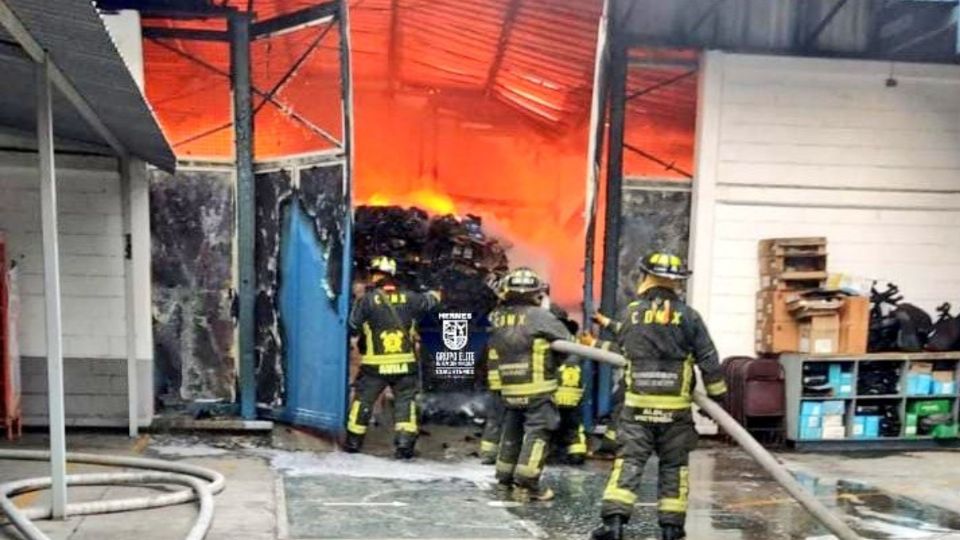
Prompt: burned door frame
<box><xmin>253</xmin><ymin>151</ymin><xmax>352</xmax><ymax>430</ymax></box>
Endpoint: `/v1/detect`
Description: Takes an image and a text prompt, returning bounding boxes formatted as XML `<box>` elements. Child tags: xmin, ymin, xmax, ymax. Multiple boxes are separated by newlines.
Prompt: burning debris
<box><xmin>353</xmin><ymin>205</ymin><xmax>510</xmax><ymax>317</ymax></box>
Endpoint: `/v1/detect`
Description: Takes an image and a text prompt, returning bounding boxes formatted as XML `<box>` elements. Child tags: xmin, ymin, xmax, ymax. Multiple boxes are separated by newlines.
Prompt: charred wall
<box><xmin>616</xmin><ymin>184</ymin><xmax>692</xmax><ymax>309</ymax></box>
<box><xmin>150</xmin><ymin>168</ymin><xmax>236</xmax><ymax>404</ymax></box>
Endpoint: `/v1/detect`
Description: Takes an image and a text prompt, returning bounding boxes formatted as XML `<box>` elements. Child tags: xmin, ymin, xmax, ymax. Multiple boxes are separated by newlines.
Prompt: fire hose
<box><xmin>550</xmin><ymin>340</ymin><xmax>863</xmax><ymax>540</ymax></box>
<box><xmin>0</xmin><ymin>450</ymin><xmax>225</xmax><ymax>540</ymax></box>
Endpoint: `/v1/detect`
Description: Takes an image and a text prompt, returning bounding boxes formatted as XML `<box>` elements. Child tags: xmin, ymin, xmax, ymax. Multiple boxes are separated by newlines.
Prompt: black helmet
<box><xmin>501</xmin><ymin>267</ymin><xmax>545</xmax><ymax>300</ymax></box>
<box><xmin>637</xmin><ymin>251</ymin><xmax>691</xmax><ymax>280</ymax></box>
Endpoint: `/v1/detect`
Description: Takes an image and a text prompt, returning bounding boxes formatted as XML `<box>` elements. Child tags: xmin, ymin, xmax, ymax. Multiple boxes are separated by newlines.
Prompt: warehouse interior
<box><xmin>2</xmin><ymin>0</ymin><xmax>960</xmax><ymax>539</ymax></box>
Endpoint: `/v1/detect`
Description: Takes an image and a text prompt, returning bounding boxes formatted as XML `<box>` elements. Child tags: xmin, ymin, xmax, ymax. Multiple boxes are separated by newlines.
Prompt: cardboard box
<box><xmin>933</xmin><ymin>371</ymin><xmax>956</xmax><ymax>395</ymax></box>
<box><xmin>798</xmin><ymin>314</ymin><xmax>840</xmax><ymax>354</ymax></box>
<box><xmin>800</xmin><ymin>425</ymin><xmax>822</xmax><ymax>440</ymax></box>
<box><xmin>907</xmin><ymin>399</ymin><xmax>952</xmax><ymax>416</ymax></box>
<box><xmin>851</xmin><ymin>416</ymin><xmax>866</xmax><ymax>438</ymax></box>
<box><xmin>800</xmin><ymin>415</ymin><xmax>821</xmax><ymax>428</ymax></box>
<box><xmin>837</xmin><ymin>372</ymin><xmax>854</xmax><ymax>397</ymax></box>
<box><xmin>822</xmin><ymin>414</ymin><xmax>845</xmax><ymax>428</ymax></box>
<box><xmin>822</xmin><ymin>400</ymin><xmax>845</xmax><ymax>415</ymax></box>
<box><xmin>907</xmin><ymin>373</ymin><xmax>933</xmax><ymax>396</ymax></box>
<box><xmin>838</xmin><ymin>296</ymin><xmax>869</xmax><ymax>354</ymax></box>
<box><xmin>800</xmin><ymin>401</ymin><xmax>823</xmax><ymax>416</ymax></box>
<box><xmin>905</xmin><ymin>414</ymin><xmax>918</xmax><ymax>436</ymax></box>
<box><xmin>822</xmin><ymin>425</ymin><xmax>846</xmax><ymax>439</ymax></box>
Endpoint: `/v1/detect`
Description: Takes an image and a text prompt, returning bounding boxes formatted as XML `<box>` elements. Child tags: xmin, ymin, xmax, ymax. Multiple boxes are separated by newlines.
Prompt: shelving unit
<box><xmin>782</xmin><ymin>352</ymin><xmax>960</xmax><ymax>451</ymax></box>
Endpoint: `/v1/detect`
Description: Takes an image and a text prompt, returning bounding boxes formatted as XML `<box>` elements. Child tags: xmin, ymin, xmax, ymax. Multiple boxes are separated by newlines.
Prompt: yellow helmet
<box><xmin>369</xmin><ymin>255</ymin><xmax>397</xmax><ymax>276</ymax></box>
<box><xmin>638</xmin><ymin>251</ymin><xmax>690</xmax><ymax>280</ymax></box>
<box><xmin>501</xmin><ymin>267</ymin><xmax>545</xmax><ymax>300</ymax></box>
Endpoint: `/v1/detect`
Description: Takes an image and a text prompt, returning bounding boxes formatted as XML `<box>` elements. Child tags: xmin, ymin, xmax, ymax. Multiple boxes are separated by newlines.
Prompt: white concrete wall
<box><xmin>690</xmin><ymin>52</ymin><xmax>960</xmax><ymax>359</ymax></box>
<box><xmin>0</xmin><ymin>152</ymin><xmax>153</xmax><ymax>426</ymax></box>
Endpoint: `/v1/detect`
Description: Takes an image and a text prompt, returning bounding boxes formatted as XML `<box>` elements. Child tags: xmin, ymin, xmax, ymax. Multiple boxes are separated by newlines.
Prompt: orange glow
<box><xmin>141</xmin><ymin>1</ymin><xmax>697</xmax><ymax>311</ymax></box>
<box><xmin>362</xmin><ymin>189</ymin><xmax>458</xmax><ymax>216</ymax></box>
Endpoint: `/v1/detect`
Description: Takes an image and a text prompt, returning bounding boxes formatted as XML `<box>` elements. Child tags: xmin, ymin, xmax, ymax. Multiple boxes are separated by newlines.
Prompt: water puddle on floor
<box><xmin>272</xmin><ymin>449</ymin><xmax>960</xmax><ymax>539</ymax></box>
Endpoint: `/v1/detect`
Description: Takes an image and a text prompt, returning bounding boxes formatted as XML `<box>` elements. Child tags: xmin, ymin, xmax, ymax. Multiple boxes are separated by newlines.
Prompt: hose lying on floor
<box><xmin>0</xmin><ymin>450</ymin><xmax>226</xmax><ymax>540</ymax></box>
<box><xmin>550</xmin><ymin>340</ymin><xmax>863</xmax><ymax>540</ymax></box>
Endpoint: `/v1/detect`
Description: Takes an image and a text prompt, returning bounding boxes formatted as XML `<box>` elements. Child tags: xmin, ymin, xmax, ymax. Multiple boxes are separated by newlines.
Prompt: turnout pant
<box><xmin>346</xmin><ymin>368</ymin><xmax>420</xmax><ymax>448</ymax></box>
<box><xmin>495</xmin><ymin>397</ymin><xmax>559</xmax><ymax>489</ymax></box>
<box><xmin>554</xmin><ymin>405</ymin><xmax>587</xmax><ymax>460</ymax></box>
<box><xmin>601</xmin><ymin>411</ymin><xmax>698</xmax><ymax>527</ymax></box>
<box><xmin>480</xmin><ymin>392</ymin><xmax>506</xmax><ymax>458</ymax></box>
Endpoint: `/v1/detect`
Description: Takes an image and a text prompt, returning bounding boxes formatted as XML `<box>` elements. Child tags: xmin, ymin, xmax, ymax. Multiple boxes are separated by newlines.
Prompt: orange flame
<box><xmin>362</xmin><ymin>189</ymin><xmax>458</xmax><ymax>216</ymax></box>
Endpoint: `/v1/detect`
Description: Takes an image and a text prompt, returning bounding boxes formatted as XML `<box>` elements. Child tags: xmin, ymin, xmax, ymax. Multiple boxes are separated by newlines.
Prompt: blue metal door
<box><xmin>278</xmin><ymin>197</ymin><xmax>349</xmax><ymax>431</ymax></box>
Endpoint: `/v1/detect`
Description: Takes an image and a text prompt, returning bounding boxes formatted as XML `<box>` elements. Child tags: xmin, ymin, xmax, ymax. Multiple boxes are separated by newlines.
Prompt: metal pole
<box><xmin>549</xmin><ymin>341</ymin><xmax>862</xmax><ymax>540</ymax></box>
<box><xmin>582</xmin><ymin>0</ymin><xmax>611</xmax><ymax>430</ymax></box>
<box><xmin>119</xmin><ymin>158</ymin><xmax>138</xmax><ymax>437</ymax></box>
<box><xmin>36</xmin><ymin>56</ymin><xmax>68</xmax><ymax>520</ymax></box>
<box><xmin>597</xmin><ymin>33</ymin><xmax>628</xmax><ymax>418</ymax></box>
<box><xmin>229</xmin><ymin>12</ymin><xmax>256</xmax><ymax>419</ymax></box>
<box><xmin>337</xmin><ymin>0</ymin><xmax>356</xmax><ymax>423</ymax></box>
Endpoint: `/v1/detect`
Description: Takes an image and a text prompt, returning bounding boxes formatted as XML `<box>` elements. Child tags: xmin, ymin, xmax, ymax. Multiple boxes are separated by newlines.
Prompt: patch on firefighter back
<box><xmin>635</xmin><ymin>371</ymin><xmax>678</xmax><ymax>387</ymax></box>
<box><xmin>440</xmin><ymin>312</ymin><xmax>471</xmax><ymax>351</ymax></box>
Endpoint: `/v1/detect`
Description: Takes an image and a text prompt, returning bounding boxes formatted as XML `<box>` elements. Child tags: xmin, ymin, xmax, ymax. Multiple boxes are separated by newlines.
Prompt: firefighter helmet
<box><xmin>501</xmin><ymin>267</ymin><xmax>545</xmax><ymax>300</ymax></box>
<box><xmin>637</xmin><ymin>251</ymin><xmax>691</xmax><ymax>280</ymax></box>
<box><xmin>369</xmin><ymin>255</ymin><xmax>397</xmax><ymax>276</ymax></box>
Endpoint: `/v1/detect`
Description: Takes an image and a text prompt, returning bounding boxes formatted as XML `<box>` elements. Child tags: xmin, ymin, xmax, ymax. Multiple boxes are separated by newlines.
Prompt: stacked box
<box><xmin>907</xmin><ymin>363</ymin><xmax>934</xmax><ymax>396</ymax></box>
<box><xmin>799</xmin><ymin>400</ymin><xmax>846</xmax><ymax>440</ymax></box>
<box><xmin>932</xmin><ymin>371</ymin><xmax>956</xmax><ymax>395</ymax></box>
<box><xmin>756</xmin><ymin>238</ymin><xmax>828</xmax><ymax>355</ymax></box>
<box><xmin>851</xmin><ymin>416</ymin><xmax>881</xmax><ymax>438</ymax></box>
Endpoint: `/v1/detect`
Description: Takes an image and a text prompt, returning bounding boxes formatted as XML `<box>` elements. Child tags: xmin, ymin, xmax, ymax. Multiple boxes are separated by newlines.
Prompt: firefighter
<box><xmin>547</xmin><ymin>301</ymin><xmax>587</xmax><ymax>465</ymax></box>
<box><xmin>588</xmin><ymin>252</ymin><xmax>727</xmax><ymax>540</ymax></box>
<box><xmin>344</xmin><ymin>256</ymin><xmax>440</xmax><ymax>459</ymax></box>
<box><xmin>487</xmin><ymin>267</ymin><xmax>572</xmax><ymax>502</ymax></box>
<box><xmin>479</xmin><ymin>277</ymin><xmax>508</xmax><ymax>464</ymax></box>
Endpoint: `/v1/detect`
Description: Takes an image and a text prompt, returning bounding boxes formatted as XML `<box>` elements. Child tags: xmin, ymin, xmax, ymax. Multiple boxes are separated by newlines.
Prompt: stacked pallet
<box><xmin>756</xmin><ymin>237</ymin><xmax>828</xmax><ymax>355</ymax></box>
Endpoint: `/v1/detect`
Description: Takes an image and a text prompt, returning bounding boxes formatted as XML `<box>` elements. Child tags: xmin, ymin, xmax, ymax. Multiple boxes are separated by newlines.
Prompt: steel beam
<box><xmin>337</xmin><ymin>0</ymin><xmax>356</xmax><ymax>428</ymax></box>
<box><xmin>626</xmin><ymin>68</ymin><xmax>697</xmax><ymax>101</ymax></box>
<box><xmin>229</xmin><ymin>12</ymin><xmax>256</xmax><ymax>420</ymax></box>
<box><xmin>484</xmin><ymin>0</ymin><xmax>523</xmax><ymax>94</ymax></box>
<box><xmin>581</xmin><ymin>0</ymin><xmax>611</xmax><ymax>430</ymax></box>
<box><xmin>36</xmin><ymin>56</ymin><xmax>68</xmax><ymax>520</ymax></box>
<box><xmin>624</xmin><ymin>143</ymin><xmax>693</xmax><ymax>179</ymax></box>
<box><xmin>251</xmin><ymin>2</ymin><xmax>338</xmax><ymax>40</ymax></box>
<box><xmin>597</xmin><ymin>35</ymin><xmax>628</xmax><ymax>418</ymax></box>
<box><xmin>142</xmin><ymin>26</ymin><xmax>230</xmax><ymax>42</ymax></box>
<box><xmin>802</xmin><ymin>0</ymin><xmax>851</xmax><ymax>51</ymax></box>
<box><xmin>0</xmin><ymin>0</ymin><xmax>125</xmax><ymax>155</ymax></box>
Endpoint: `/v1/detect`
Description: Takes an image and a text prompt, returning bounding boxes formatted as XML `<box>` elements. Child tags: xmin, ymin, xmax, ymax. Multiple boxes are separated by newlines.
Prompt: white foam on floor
<box><xmin>263</xmin><ymin>450</ymin><xmax>496</xmax><ymax>487</ymax></box>
<box><xmin>149</xmin><ymin>444</ymin><xmax>230</xmax><ymax>457</ymax></box>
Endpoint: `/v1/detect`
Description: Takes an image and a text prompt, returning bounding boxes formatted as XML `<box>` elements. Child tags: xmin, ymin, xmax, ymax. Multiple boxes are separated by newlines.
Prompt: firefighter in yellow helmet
<box><xmin>544</xmin><ymin>292</ymin><xmax>588</xmax><ymax>465</ymax></box>
<box><xmin>589</xmin><ymin>252</ymin><xmax>727</xmax><ymax>540</ymax></box>
<box><xmin>344</xmin><ymin>256</ymin><xmax>439</xmax><ymax>459</ymax></box>
<box><xmin>487</xmin><ymin>267</ymin><xmax>572</xmax><ymax>501</ymax></box>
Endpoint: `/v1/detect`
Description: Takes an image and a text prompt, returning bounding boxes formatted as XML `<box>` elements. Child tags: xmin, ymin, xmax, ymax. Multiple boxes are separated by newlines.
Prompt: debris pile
<box><xmin>353</xmin><ymin>205</ymin><xmax>509</xmax><ymax>316</ymax></box>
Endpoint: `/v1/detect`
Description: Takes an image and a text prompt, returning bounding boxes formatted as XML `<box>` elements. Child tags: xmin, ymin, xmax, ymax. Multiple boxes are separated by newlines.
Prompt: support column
<box><xmin>230</xmin><ymin>12</ymin><xmax>256</xmax><ymax>419</ymax></box>
<box><xmin>120</xmin><ymin>158</ymin><xmax>148</xmax><ymax>437</ymax></box>
<box><xmin>687</xmin><ymin>51</ymin><xmax>724</xmax><ymax>316</ymax></box>
<box><xmin>36</xmin><ymin>56</ymin><xmax>67</xmax><ymax>519</ymax></box>
<box><xmin>597</xmin><ymin>36</ymin><xmax>627</xmax><ymax>417</ymax></box>
<box><xmin>337</xmin><ymin>0</ymin><xmax>356</xmax><ymax>404</ymax></box>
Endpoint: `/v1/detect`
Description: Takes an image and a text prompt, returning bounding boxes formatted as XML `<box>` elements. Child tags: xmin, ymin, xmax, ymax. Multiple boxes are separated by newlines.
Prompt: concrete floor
<box><xmin>1</xmin><ymin>427</ymin><xmax>959</xmax><ymax>540</ymax></box>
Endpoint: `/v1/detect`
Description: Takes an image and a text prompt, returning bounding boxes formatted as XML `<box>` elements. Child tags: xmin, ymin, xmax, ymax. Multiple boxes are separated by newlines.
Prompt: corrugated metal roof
<box><xmin>0</xmin><ymin>0</ymin><xmax>175</xmax><ymax>171</ymax></box>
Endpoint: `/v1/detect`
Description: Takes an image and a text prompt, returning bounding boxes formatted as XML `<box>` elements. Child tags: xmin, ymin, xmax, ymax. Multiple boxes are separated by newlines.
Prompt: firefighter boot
<box><xmin>589</xmin><ymin>514</ymin><xmax>625</xmax><ymax>540</ymax></box>
<box><xmin>660</xmin><ymin>524</ymin><xmax>686</xmax><ymax>540</ymax></box>
<box><xmin>394</xmin><ymin>435</ymin><xmax>416</xmax><ymax>460</ymax></box>
<box><xmin>512</xmin><ymin>485</ymin><xmax>555</xmax><ymax>503</ymax></box>
<box><xmin>343</xmin><ymin>433</ymin><xmax>364</xmax><ymax>454</ymax></box>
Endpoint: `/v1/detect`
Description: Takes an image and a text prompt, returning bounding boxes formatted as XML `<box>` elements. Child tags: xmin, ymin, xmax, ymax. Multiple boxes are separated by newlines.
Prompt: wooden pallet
<box><xmin>758</xmin><ymin>237</ymin><xmax>827</xmax><ymax>258</ymax></box>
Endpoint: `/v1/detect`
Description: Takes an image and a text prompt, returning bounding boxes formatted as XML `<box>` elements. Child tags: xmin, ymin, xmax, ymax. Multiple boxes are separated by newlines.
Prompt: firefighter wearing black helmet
<box><xmin>344</xmin><ymin>256</ymin><xmax>439</xmax><ymax>459</ymax></box>
<box><xmin>486</xmin><ymin>267</ymin><xmax>572</xmax><ymax>501</ymax></box>
<box><xmin>589</xmin><ymin>252</ymin><xmax>727</xmax><ymax>540</ymax></box>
